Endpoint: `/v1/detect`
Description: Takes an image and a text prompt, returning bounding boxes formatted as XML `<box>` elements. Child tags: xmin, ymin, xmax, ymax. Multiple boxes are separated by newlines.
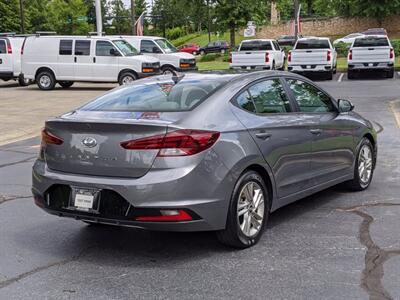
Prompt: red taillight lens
<box><xmin>41</xmin><ymin>129</ymin><xmax>64</xmax><ymax>145</ymax></box>
<box><xmin>6</xmin><ymin>41</ymin><xmax>12</xmax><ymax>54</ymax></box>
<box><xmin>265</xmin><ymin>52</ymin><xmax>269</xmax><ymax>63</ymax></box>
<box><xmin>136</xmin><ymin>210</ymin><xmax>193</xmax><ymax>222</ymax></box>
<box><xmin>348</xmin><ymin>49</ymin><xmax>353</xmax><ymax>60</ymax></box>
<box><xmin>390</xmin><ymin>48</ymin><xmax>394</xmax><ymax>59</ymax></box>
<box><xmin>229</xmin><ymin>53</ymin><xmax>232</xmax><ymax>63</ymax></box>
<box><xmin>288</xmin><ymin>51</ymin><xmax>292</xmax><ymax>63</ymax></box>
<box><xmin>120</xmin><ymin>129</ymin><xmax>220</xmax><ymax>157</ymax></box>
<box><xmin>327</xmin><ymin>50</ymin><xmax>331</xmax><ymax>62</ymax></box>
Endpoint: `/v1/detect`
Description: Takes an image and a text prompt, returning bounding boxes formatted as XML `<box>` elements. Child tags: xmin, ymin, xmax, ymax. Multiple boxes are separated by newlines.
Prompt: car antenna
<box><xmin>171</xmin><ymin>73</ymin><xmax>185</xmax><ymax>84</ymax></box>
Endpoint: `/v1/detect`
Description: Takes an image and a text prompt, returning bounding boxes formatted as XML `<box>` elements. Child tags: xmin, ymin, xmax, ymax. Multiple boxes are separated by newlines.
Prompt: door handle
<box><xmin>74</xmin><ymin>57</ymin><xmax>77</xmax><ymax>63</ymax></box>
<box><xmin>255</xmin><ymin>132</ymin><xmax>272</xmax><ymax>140</ymax></box>
<box><xmin>310</xmin><ymin>129</ymin><xmax>322</xmax><ymax>135</ymax></box>
<box><xmin>93</xmin><ymin>57</ymin><xmax>96</xmax><ymax>63</ymax></box>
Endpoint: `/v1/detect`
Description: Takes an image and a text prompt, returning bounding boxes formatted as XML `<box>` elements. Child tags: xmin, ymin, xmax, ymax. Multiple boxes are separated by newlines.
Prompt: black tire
<box><xmin>348</xmin><ymin>70</ymin><xmax>355</xmax><ymax>80</ymax></box>
<box><xmin>36</xmin><ymin>70</ymin><xmax>56</xmax><ymax>90</ymax></box>
<box><xmin>333</xmin><ymin>64</ymin><xmax>337</xmax><ymax>74</ymax></box>
<box><xmin>200</xmin><ymin>50</ymin><xmax>205</xmax><ymax>55</ymax></box>
<box><xmin>58</xmin><ymin>81</ymin><xmax>74</xmax><ymax>88</ymax></box>
<box><xmin>271</xmin><ymin>61</ymin><xmax>276</xmax><ymax>70</ymax></box>
<box><xmin>326</xmin><ymin>70</ymin><xmax>333</xmax><ymax>80</ymax></box>
<box><xmin>161</xmin><ymin>66</ymin><xmax>177</xmax><ymax>75</ymax></box>
<box><xmin>193</xmin><ymin>51</ymin><xmax>197</xmax><ymax>55</ymax></box>
<box><xmin>118</xmin><ymin>71</ymin><xmax>137</xmax><ymax>85</ymax></box>
<box><xmin>18</xmin><ymin>75</ymin><xmax>31</xmax><ymax>86</ymax></box>
<box><xmin>346</xmin><ymin>138</ymin><xmax>375</xmax><ymax>191</ymax></box>
<box><xmin>386</xmin><ymin>68</ymin><xmax>394</xmax><ymax>78</ymax></box>
<box><xmin>217</xmin><ymin>170</ymin><xmax>270</xmax><ymax>249</ymax></box>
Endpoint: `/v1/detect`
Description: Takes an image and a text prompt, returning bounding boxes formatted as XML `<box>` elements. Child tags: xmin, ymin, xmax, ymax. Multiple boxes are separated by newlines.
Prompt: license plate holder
<box><xmin>71</xmin><ymin>187</ymin><xmax>100</xmax><ymax>212</ymax></box>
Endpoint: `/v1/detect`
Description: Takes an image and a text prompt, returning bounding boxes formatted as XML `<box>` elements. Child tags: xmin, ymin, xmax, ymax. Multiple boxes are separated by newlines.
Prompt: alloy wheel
<box><xmin>122</xmin><ymin>75</ymin><xmax>135</xmax><ymax>85</ymax></box>
<box><xmin>237</xmin><ymin>181</ymin><xmax>265</xmax><ymax>237</ymax></box>
<box><xmin>358</xmin><ymin>144</ymin><xmax>373</xmax><ymax>187</ymax></box>
<box><xmin>39</xmin><ymin>75</ymin><xmax>51</xmax><ymax>88</ymax></box>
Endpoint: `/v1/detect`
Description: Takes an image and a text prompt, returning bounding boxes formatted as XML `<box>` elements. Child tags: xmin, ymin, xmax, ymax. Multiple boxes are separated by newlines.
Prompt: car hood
<box><xmin>126</xmin><ymin>55</ymin><xmax>160</xmax><ymax>63</ymax></box>
<box><xmin>164</xmin><ymin>52</ymin><xmax>195</xmax><ymax>59</ymax></box>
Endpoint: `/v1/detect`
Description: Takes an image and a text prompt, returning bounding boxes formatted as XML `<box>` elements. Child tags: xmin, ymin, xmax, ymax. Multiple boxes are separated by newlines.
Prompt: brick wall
<box><xmin>257</xmin><ymin>16</ymin><xmax>400</xmax><ymax>39</ymax></box>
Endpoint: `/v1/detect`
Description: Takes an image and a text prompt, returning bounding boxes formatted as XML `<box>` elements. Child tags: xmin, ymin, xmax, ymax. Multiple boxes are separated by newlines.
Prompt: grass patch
<box><xmin>197</xmin><ymin>61</ymin><xmax>230</xmax><ymax>71</ymax></box>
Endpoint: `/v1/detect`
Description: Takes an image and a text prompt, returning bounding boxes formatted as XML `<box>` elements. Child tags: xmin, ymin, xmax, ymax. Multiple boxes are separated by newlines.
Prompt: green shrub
<box><xmin>199</xmin><ymin>53</ymin><xmax>221</xmax><ymax>62</ymax></box>
<box><xmin>171</xmin><ymin>32</ymin><xmax>202</xmax><ymax>47</ymax></box>
<box><xmin>391</xmin><ymin>39</ymin><xmax>400</xmax><ymax>56</ymax></box>
<box><xmin>335</xmin><ymin>42</ymin><xmax>350</xmax><ymax>58</ymax></box>
<box><xmin>222</xmin><ymin>53</ymin><xmax>230</xmax><ymax>62</ymax></box>
<box><xmin>166</xmin><ymin>27</ymin><xmax>185</xmax><ymax>41</ymax></box>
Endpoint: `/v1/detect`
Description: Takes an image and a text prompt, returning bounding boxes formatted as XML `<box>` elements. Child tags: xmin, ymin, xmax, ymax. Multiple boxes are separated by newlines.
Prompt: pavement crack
<box><xmin>0</xmin><ymin>246</ymin><xmax>94</xmax><ymax>289</ymax></box>
<box><xmin>0</xmin><ymin>195</ymin><xmax>32</xmax><ymax>205</ymax></box>
<box><xmin>0</xmin><ymin>156</ymin><xmax>36</xmax><ymax>169</ymax></box>
<box><xmin>337</xmin><ymin>202</ymin><xmax>400</xmax><ymax>300</ymax></box>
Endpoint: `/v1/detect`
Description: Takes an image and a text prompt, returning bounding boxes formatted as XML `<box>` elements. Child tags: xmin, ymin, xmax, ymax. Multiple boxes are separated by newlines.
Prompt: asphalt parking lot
<box><xmin>0</xmin><ymin>73</ymin><xmax>400</xmax><ymax>299</ymax></box>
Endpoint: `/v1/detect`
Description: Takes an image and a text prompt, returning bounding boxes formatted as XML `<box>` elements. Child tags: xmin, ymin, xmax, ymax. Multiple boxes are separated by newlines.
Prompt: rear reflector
<box><xmin>6</xmin><ymin>40</ymin><xmax>12</xmax><ymax>54</ymax></box>
<box><xmin>265</xmin><ymin>52</ymin><xmax>269</xmax><ymax>63</ymax></box>
<box><xmin>348</xmin><ymin>50</ymin><xmax>353</xmax><ymax>60</ymax></box>
<box><xmin>120</xmin><ymin>129</ymin><xmax>220</xmax><ymax>157</ymax></box>
<box><xmin>327</xmin><ymin>50</ymin><xmax>331</xmax><ymax>62</ymax></box>
<box><xmin>288</xmin><ymin>51</ymin><xmax>292</xmax><ymax>63</ymax></box>
<box><xmin>136</xmin><ymin>210</ymin><xmax>193</xmax><ymax>222</ymax></box>
<box><xmin>41</xmin><ymin>129</ymin><xmax>64</xmax><ymax>145</ymax></box>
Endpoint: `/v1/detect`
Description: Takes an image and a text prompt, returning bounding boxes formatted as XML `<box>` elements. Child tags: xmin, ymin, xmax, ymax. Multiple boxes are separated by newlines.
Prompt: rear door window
<box><xmin>295</xmin><ymin>39</ymin><xmax>330</xmax><ymax>49</ymax></box>
<box><xmin>0</xmin><ymin>40</ymin><xmax>6</xmax><ymax>54</ymax></box>
<box><xmin>59</xmin><ymin>40</ymin><xmax>73</xmax><ymax>55</ymax></box>
<box><xmin>353</xmin><ymin>37</ymin><xmax>389</xmax><ymax>47</ymax></box>
<box><xmin>248</xmin><ymin>79</ymin><xmax>291</xmax><ymax>114</ymax></box>
<box><xmin>286</xmin><ymin>79</ymin><xmax>335</xmax><ymax>113</ymax></box>
<box><xmin>236</xmin><ymin>90</ymin><xmax>256</xmax><ymax>113</ymax></box>
<box><xmin>74</xmin><ymin>40</ymin><xmax>91</xmax><ymax>56</ymax></box>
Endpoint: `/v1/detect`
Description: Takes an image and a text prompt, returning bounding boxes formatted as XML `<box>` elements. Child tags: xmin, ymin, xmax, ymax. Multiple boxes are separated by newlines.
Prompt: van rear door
<box><xmin>0</xmin><ymin>39</ymin><xmax>13</xmax><ymax>78</ymax></box>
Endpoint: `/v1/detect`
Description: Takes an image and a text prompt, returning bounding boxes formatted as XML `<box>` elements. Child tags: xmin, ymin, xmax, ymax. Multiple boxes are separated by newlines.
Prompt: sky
<box><xmin>122</xmin><ymin>0</ymin><xmax>153</xmax><ymax>9</ymax></box>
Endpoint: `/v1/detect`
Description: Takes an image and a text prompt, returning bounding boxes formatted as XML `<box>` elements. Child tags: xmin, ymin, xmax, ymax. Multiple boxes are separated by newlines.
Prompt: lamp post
<box><xmin>131</xmin><ymin>0</ymin><xmax>136</xmax><ymax>35</ymax></box>
<box><xmin>95</xmin><ymin>0</ymin><xmax>102</xmax><ymax>36</ymax></box>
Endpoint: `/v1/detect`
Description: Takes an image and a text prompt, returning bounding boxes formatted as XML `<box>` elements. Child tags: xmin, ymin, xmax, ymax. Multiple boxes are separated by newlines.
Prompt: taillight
<box><xmin>229</xmin><ymin>52</ymin><xmax>232</xmax><ymax>63</ymax></box>
<box><xmin>348</xmin><ymin>49</ymin><xmax>353</xmax><ymax>60</ymax></box>
<box><xmin>390</xmin><ymin>48</ymin><xmax>394</xmax><ymax>59</ymax></box>
<box><xmin>6</xmin><ymin>40</ymin><xmax>12</xmax><ymax>54</ymax></box>
<box><xmin>41</xmin><ymin>129</ymin><xmax>64</xmax><ymax>145</ymax></box>
<box><xmin>288</xmin><ymin>51</ymin><xmax>292</xmax><ymax>63</ymax></box>
<box><xmin>120</xmin><ymin>129</ymin><xmax>220</xmax><ymax>157</ymax></box>
<box><xmin>265</xmin><ymin>52</ymin><xmax>269</xmax><ymax>63</ymax></box>
<box><xmin>136</xmin><ymin>210</ymin><xmax>193</xmax><ymax>222</ymax></box>
<box><xmin>327</xmin><ymin>50</ymin><xmax>331</xmax><ymax>62</ymax></box>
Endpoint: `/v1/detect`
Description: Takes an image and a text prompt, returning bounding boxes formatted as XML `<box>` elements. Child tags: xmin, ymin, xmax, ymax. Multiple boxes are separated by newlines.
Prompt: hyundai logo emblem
<box><xmin>82</xmin><ymin>137</ymin><xmax>97</xmax><ymax>148</ymax></box>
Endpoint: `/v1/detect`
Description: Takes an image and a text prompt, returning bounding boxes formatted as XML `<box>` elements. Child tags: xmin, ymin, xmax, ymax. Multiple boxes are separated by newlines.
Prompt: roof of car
<box><xmin>241</xmin><ymin>39</ymin><xmax>275</xmax><ymax>42</ymax></box>
<box><xmin>117</xmin><ymin>35</ymin><xmax>164</xmax><ymax>40</ymax></box>
<box><xmin>297</xmin><ymin>36</ymin><xmax>330</xmax><ymax>41</ymax></box>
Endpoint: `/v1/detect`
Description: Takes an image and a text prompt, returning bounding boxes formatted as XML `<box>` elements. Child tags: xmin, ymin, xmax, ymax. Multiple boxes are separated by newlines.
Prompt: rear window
<box><xmin>81</xmin><ymin>79</ymin><xmax>227</xmax><ymax>112</ymax></box>
<box><xmin>240</xmin><ymin>41</ymin><xmax>272</xmax><ymax>51</ymax></box>
<box><xmin>75</xmin><ymin>40</ymin><xmax>91</xmax><ymax>56</ymax></box>
<box><xmin>0</xmin><ymin>40</ymin><xmax>6</xmax><ymax>54</ymax></box>
<box><xmin>295</xmin><ymin>39</ymin><xmax>330</xmax><ymax>49</ymax></box>
<box><xmin>353</xmin><ymin>37</ymin><xmax>389</xmax><ymax>47</ymax></box>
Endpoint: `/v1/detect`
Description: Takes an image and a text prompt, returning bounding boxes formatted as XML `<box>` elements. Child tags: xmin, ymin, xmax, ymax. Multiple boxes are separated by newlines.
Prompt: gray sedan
<box><xmin>32</xmin><ymin>72</ymin><xmax>377</xmax><ymax>248</ymax></box>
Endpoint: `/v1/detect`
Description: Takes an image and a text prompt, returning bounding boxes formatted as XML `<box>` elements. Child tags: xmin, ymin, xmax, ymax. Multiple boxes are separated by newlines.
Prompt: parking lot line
<box><xmin>338</xmin><ymin>73</ymin><xmax>344</xmax><ymax>82</ymax></box>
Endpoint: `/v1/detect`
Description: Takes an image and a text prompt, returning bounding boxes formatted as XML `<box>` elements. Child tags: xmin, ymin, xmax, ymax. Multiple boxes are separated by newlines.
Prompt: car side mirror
<box><xmin>338</xmin><ymin>99</ymin><xmax>354</xmax><ymax>113</ymax></box>
<box><xmin>110</xmin><ymin>48</ymin><xmax>120</xmax><ymax>56</ymax></box>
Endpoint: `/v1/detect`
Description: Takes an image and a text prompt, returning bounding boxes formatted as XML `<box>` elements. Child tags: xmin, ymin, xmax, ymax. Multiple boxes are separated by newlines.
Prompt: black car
<box><xmin>199</xmin><ymin>40</ymin><xmax>230</xmax><ymax>55</ymax></box>
<box><xmin>277</xmin><ymin>35</ymin><xmax>303</xmax><ymax>46</ymax></box>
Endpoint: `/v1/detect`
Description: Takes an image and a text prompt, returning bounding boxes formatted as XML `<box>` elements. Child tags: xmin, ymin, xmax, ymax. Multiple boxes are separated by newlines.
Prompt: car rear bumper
<box><xmin>348</xmin><ymin>62</ymin><xmax>394</xmax><ymax>71</ymax></box>
<box><xmin>31</xmin><ymin>154</ymin><xmax>232</xmax><ymax>232</ymax></box>
<box><xmin>288</xmin><ymin>64</ymin><xmax>332</xmax><ymax>73</ymax></box>
<box><xmin>230</xmin><ymin>65</ymin><xmax>271</xmax><ymax>70</ymax></box>
<box><xmin>0</xmin><ymin>71</ymin><xmax>14</xmax><ymax>80</ymax></box>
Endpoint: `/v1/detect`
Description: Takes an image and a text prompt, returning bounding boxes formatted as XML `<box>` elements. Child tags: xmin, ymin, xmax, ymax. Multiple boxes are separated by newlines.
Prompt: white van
<box><xmin>116</xmin><ymin>36</ymin><xmax>197</xmax><ymax>74</ymax></box>
<box><xmin>0</xmin><ymin>34</ymin><xmax>31</xmax><ymax>86</ymax></box>
<box><xmin>22</xmin><ymin>35</ymin><xmax>161</xmax><ymax>90</ymax></box>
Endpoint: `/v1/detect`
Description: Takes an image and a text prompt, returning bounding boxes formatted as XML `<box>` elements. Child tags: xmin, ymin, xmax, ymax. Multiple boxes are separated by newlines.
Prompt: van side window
<box><xmin>75</xmin><ymin>40</ymin><xmax>91</xmax><ymax>56</ymax></box>
<box><xmin>0</xmin><ymin>40</ymin><xmax>6</xmax><ymax>54</ymax></box>
<box><xmin>96</xmin><ymin>41</ymin><xmax>116</xmax><ymax>56</ymax></box>
<box><xmin>59</xmin><ymin>40</ymin><xmax>73</xmax><ymax>55</ymax></box>
<box><xmin>140</xmin><ymin>40</ymin><xmax>157</xmax><ymax>53</ymax></box>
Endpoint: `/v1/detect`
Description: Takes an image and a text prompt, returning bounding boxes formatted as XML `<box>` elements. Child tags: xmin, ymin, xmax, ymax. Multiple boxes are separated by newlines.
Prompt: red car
<box><xmin>179</xmin><ymin>43</ymin><xmax>200</xmax><ymax>55</ymax></box>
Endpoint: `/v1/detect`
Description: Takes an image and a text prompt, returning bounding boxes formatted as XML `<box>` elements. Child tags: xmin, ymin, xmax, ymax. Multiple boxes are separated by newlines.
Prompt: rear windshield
<box><xmin>353</xmin><ymin>37</ymin><xmax>389</xmax><ymax>47</ymax></box>
<box><xmin>80</xmin><ymin>79</ymin><xmax>227</xmax><ymax>112</ymax></box>
<box><xmin>295</xmin><ymin>39</ymin><xmax>330</xmax><ymax>49</ymax></box>
<box><xmin>240</xmin><ymin>41</ymin><xmax>272</xmax><ymax>51</ymax></box>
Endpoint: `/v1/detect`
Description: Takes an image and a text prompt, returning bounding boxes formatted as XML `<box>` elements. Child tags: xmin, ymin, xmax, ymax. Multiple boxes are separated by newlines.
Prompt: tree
<box><xmin>109</xmin><ymin>0</ymin><xmax>131</xmax><ymax>34</ymax></box>
<box><xmin>0</xmin><ymin>0</ymin><xmax>20</xmax><ymax>33</ymax></box>
<box><xmin>25</xmin><ymin>0</ymin><xmax>52</xmax><ymax>33</ymax></box>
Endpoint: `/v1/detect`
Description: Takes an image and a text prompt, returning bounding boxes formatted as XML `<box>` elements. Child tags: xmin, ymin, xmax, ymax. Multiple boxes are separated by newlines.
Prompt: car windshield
<box><xmin>295</xmin><ymin>39</ymin><xmax>330</xmax><ymax>49</ymax></box>
<box><xmin>353</xmin><ymin>37</ymin><xmax>389</xmax><ymax>47</ymax></box>
<box><xmin>155</xmin><ymin>39</ymin><xmax>177</xmax><ymax>53</ymax></box>
<box><xmin>240</xmin><ymin>41</ymin><xmax>272</xmax><ymax>51</ymax></box>
<box><xmin>80</xmin><ymin>78</ymin><xmax>228</xmax><ymax>112</ymax></box>
<box><xmin>113</xmin><ymin>40</ymin><xmax>139</xmax><ymax>56</ymax></box>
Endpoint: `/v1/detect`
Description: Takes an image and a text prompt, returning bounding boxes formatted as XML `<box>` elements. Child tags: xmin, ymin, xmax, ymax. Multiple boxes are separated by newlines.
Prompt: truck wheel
<box><xmin>216</xmin><ymin>170</ymin><xmax>270</xmax><ymax>249</ymax></box>
<box><xmin>386</xmin><ymin>68</ymin><xmax>394</xmax><ymax>79</ymax></box>
<box><xmin>271</xmin><ymin>61</ymin><xmax>276</xmax><ymax>70</ymax></box>
<box><xmin>119</xmin><ymin>71</ymin><xmax>137</xmax><ymax>85</ymax></box>
<box><xmin>348</xmin><ymin>70</ymin><xmax>355</xmax><ymax>80</ymax></box>
<box><xmin>18</xmin><ymin>76</ymin><xmax>31</xmax><ymax>87</ymax></box>
<box><xmin>36</xmin><ymin>70</ymin><xmax>56</xmax><ymax>90</ymax></box>
<box><xmin>200</xmin><ymin>50</ymin><xmax>205</xmax><ymax>55</ymax></box>
<box><xmin>58</xmin><ymin>81</ymin><xmax>74</xmax><ymax>88</ymax></box>
<box><xmin>333</xmin><ymin>64</ymin><xmax>337</xmax><ymax>74</ymax></box>
<box><xmin>326</xmin><ymin>70</ymin><xmax>333</xmax><ymax>80</ymax></box>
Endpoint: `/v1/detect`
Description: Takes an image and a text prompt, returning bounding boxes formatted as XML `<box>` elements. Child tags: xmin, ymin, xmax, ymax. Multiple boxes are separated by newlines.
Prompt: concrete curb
<box><xmin>389</xmin><ymin>99</ymin><xmax>400</xmax><ymax>129</ymax></box>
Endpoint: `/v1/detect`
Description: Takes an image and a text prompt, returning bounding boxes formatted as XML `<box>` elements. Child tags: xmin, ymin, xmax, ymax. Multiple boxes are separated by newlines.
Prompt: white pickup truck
<box><xmin>347</xmin><ymin>35</ymin><xmax>395</xmax><ymax>79</ymax></box>
<box><xmin>229</xmin><ymin>39</ymin><xmax>285</xmax><ymax>70</ymax></box>
<box><xmin>288</xmin><ymin>37</ymin><xmax>337</xmax><ymax>80</ymax></box>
